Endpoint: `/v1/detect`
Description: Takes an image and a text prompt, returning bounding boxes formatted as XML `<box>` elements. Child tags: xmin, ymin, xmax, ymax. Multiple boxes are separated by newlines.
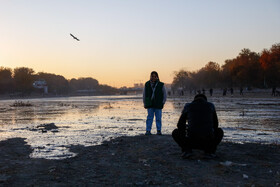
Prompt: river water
<box><xmin>0</xmin><ymin>94</ymin><xmax>279</xmax><ymax>159</ymax></box>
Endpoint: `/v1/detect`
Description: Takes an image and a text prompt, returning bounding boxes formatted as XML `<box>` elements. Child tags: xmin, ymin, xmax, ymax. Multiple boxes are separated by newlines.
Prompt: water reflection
<box><xmin>0</xmin><ymin>100</ymin><xmax>100</xmax><ymax>126</ymax></box>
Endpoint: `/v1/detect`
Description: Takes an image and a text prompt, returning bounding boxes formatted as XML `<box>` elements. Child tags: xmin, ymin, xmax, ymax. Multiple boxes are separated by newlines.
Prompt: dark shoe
<box><xmin>156</xmin><ymin>130</ymin><xmax>162</xmax><ymax>135</ymax></box>
<box><xmin>145</xmin><ymin>131</ymin><xmax>152</xmax><ymax>135</ymax></box>
<box><xmin>204</xmin><ymin>153</ymin><xmax>217</xmax><ymax>159</ymax></box>
<box><xmin>181</xmin><ymin>151</ymin><xmax>193</xmax><ymax>159</ymax></box>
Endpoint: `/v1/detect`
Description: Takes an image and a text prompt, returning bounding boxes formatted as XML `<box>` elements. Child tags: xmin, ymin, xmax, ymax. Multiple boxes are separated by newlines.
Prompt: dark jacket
<box><xmin>177</xmin><ymin>98</ymin><xmax>218</xmax><ymax>138</ymax></box>
<box><xmin>143</xmin><ymin>80</ymin><xmax>166</xmax><ymax>109</ymax></box>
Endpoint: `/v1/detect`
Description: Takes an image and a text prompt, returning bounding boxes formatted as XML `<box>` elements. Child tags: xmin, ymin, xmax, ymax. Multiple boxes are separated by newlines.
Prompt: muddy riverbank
<box><xmin>0</xmin><ymin>135</ymin><xmax>279</xmax><ymax>186</ymax></box>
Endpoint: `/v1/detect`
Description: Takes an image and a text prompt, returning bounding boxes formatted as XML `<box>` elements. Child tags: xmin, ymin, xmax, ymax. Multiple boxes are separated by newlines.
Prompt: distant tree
<box><xmin>220</xmin><ymin>59</ymin><xmax>233</xmax><ymax>87</ymax></box>
<box><xmin>13</xmin><ymin>67</ymin><xmax>35</xmax><ymax>93</ymax></box>
<box><xmin>236</xmin><ymin>49</ymin><xmax>261</xmax><ymax>86</ymax></box>
<box><xmin>172</xmin><ymin>70</ymin><xmax>194</xmax><ymax>91</ymax></box>
<box><xmin>192</xmin><ymin>69</ymin><xmax>205</xmax><ymax>88</ymax></box>
<box><xmin>69</xmin><ymin>78</ymin><xmax>79</xmax><ymax>91</ymax></box>
<box><xmin>0</xmin><ymin>67</ymin><xmax>14</xmax><ymax>94</ymax></box>
<box><xmin>221</xmin><ymin>49</ymin><xmax>261</xmax><ymax>87</ymax></box>
<box><xmin>204</xmin><ymin>61</ymin><xmax>220</xmax><ymax>72</ymax></box>
<box><xmin>0</xmin><ymin>66</ymin><xmax>118</xmax><ymax>96</ymax></box>
<box><xmin>172</xmin><ymin>45</ymin><xmax>279</xmax><ymax>89</ymax></box>
<box><xmin>260</xmin><ymin>43</ymin><xmax>280</xmax><ymax>86</ymax></box>
<box><xmin>196</xmin><ymin>62</ymin><xmax>221</xmax><ymax>88</ymax></box>
<box><xmin>98</xmin><ymin>84</ymin><xmax>118</xmax><ymax>95</ymax></box>
<box><xmin>36</xmin><ymin>72</ymin><xmax>69</xmax><ymax>94</ymax></box>
<box><xmin>69</xmin><ymin>77</ymin><xmax>99</xmax><ymax>91</ymax></box>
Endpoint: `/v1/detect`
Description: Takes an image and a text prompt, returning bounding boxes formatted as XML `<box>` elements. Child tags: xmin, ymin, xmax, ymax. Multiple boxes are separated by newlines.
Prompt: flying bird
<box><xmin>70</xmin><ymin>33</ymin><xmax>80</xmax><ymax>41</ymax></box>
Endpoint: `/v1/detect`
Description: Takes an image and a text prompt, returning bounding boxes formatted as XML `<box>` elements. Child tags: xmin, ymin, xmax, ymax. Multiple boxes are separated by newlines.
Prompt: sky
<box><xmin>1</xmin><ymin>0</ymin><xmax>280</xmax><ymax>88</ymax></box>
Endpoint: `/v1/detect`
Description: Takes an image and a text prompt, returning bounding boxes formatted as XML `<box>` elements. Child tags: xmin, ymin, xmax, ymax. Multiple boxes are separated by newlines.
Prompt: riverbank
<box><xmin>0</xmin><ymin>135</ymin><xmax>279</xmax><ymax>186</ymax></box>
<box><xmin>0</xmin><ymin>87</ymin><xmax>278</xmax><ymax>101</ymax></box>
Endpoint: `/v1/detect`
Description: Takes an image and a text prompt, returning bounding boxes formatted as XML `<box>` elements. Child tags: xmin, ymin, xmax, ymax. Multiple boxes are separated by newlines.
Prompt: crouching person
<box><xmin>172</xmin><ymin>94</ymin><xmax>223</xmax><ymax>159</ymax></box>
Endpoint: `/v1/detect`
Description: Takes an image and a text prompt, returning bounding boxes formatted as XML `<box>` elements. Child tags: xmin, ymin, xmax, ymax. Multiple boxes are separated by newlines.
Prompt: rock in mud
<box><xmin>37</xmin><ymin>123</ymin><xmax>58</xmax><ymax>131</ymax></box>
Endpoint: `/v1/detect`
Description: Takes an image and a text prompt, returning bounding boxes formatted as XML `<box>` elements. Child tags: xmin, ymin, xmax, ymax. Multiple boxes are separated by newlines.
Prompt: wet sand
<box><xmin>0</xmin><ymin>135</ymin><xmax>279</xmax><ymax>186</ymax></box>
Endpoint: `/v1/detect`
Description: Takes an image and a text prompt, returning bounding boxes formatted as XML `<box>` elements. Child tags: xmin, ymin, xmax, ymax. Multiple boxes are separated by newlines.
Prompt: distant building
<box><xmin>33</xmin><ymin>79</ymin><xmax>48</xmax><ymax>94</ymax></box>
<box><xmin>134</xmin><ymin>83</ymin><xmax>144</xmax><ymax>88</ymax></box>
<box><xmin>119</xmin><ymin>83</ymin><xmax>144</xmax><ymax>95</ymax></box>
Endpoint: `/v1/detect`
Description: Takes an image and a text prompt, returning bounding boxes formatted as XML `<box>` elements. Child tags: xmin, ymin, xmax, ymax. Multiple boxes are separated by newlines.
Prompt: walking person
<box><xmin>143</xmin><ymin>71</ymin><xmax>167</xmax><ymax>135</ymax></box>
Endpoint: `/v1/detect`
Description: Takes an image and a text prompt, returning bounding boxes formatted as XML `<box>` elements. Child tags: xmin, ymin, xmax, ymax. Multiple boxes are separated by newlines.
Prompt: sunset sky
<box><xmin>1</xmin><ymin>0</ymin><xmax>280</xmax><ymax>87</ymax></box>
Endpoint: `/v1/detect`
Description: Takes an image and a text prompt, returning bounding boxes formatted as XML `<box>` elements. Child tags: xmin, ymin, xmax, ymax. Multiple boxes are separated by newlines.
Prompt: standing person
<box><xmin>240</xmin><ymin>87</ymin><xmax>243</xmax><ymax>96</ymax></box>
<box><xmin>223</xmin><ymin>88</ymin><xmax>227</xmax><ymax>96</ymax></box>
<box><xmin>272</xmin><ymin>86</ymin><xmax>276</xmax><ymax>96</ymax></box>
<box><xmin>143</xmin><ymin>71</ymin><xmax>167</xmax><ymax>135</ymax></box>
<box><xmin>180</xmin><ymin>90</ymin><xmax>184</xmax><ymax>96</ymax></box>
<box><xmin>230</xmin><ymin>88</ymin><xmax>234</xmax><ymax>96</ymax></box>
<box><xmin>209</xmin><ymin>88</ymin><xmax>213</xmax><ymax>96</ymax></box>
<box><xmin>172</xmin><ymin>94</ymin><xmax>223</xmax><ymax>159</ymax></box>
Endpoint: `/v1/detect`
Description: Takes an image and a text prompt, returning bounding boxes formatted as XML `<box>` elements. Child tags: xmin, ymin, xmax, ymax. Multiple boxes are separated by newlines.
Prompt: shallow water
<box><xmin>0</xmin><ymin>94</ymin><xmax>279</xmax><ymax>159</ymax></box>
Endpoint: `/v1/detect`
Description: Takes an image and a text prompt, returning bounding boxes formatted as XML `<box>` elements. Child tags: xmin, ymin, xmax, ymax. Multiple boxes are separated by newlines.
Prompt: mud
<box><xmin>0</xmin><ymin>135</ymin><xmax>279</xmax><ymax>186</ymax></box>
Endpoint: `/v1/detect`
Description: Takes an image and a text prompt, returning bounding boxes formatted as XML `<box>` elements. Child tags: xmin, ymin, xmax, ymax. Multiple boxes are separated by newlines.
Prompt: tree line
<box><xmin>0</xmin><ymin>67</ymin><xmax>118</xmax><ymax>96</ymax></box>
<box><xmin>172</xmin><ymin>43</ymin><xmax>280</xmax><ymax>91</ymax></box>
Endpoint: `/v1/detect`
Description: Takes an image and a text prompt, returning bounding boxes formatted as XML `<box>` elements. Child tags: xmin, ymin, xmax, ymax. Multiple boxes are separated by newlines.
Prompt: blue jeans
<box><xmin>146</xmin><ymin>108</ymin><xmax>162</xmax><ymax>131</ymax></box>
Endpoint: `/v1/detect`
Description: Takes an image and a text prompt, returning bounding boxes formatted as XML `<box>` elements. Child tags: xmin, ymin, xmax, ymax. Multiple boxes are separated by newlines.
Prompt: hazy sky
<box><xmin>1</xmin><ymin>0</ymin><xmax>280</xmax><ymax>87</ymax></box>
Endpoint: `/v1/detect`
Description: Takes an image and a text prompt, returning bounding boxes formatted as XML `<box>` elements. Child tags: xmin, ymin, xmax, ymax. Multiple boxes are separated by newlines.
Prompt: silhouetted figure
<box><xmin>230</xmin><ymin>88</ymin><xmax>234</xmax><ymax>96</ymax></box>
<box><xmin>168</xmin><ymin>91</ymin><xmax>171</xmax><ymax>96</ymax></box>
<box><xmin>223</xmin><ymin>88</ymin><xmax>227</xmax><ymax>96</ymax></box>
<box><xmin>181</xmin><ymin>90</ymin><xmax>184</xmax><ymax>96</ymax></box>
<box><xmin>197</xmin><ymin>90</ymin><xmax>201</xmax><ymax>94</ymax></box>
<box><xmin>272</xmin><ymin>86</ymin><xmax>276</xmax><ymax>96</ymax></box>
<box><xmin>202</xmin><ymin>88</ymin><xmax>205</xmax><ymax>95</ymax></box>
<box><xmin>172</xmin><ymin>94</ymin><xmax>224</xmax><ymax>159</ymax></box>
<box><xmin>143</xmin><ymin>71</ymin><xmax>167</xmax><ymax>135</ymax></box>
<box><xmin>240</xmin><ymin>87</ymin><xmax>243</xmax><ymax>96</ymax></box>
<box><xmin>209</xmin><ymin>88</ymin><xmax>213</xmax><ymax>96</ymax></box>
<box><xmin>70</xmin><ymin>33</ymin><xmax>80</xmax><ymax>41</ymax></box>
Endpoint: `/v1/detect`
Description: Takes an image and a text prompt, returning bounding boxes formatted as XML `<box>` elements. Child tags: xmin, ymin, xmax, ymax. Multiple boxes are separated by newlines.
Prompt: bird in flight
<box><xmin>70</xmin><ymin>33</ymin><xmax>80</xmax><ymax>41</ymax></box>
